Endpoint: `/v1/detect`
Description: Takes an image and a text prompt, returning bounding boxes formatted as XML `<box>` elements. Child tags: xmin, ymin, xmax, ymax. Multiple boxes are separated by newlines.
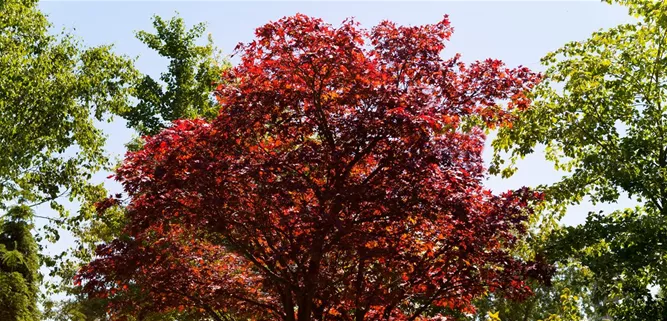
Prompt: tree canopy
<box><xmin>4</xmin><ymin>1</ymin><xmax>666</xmax><ymax>320</ymax></box>
<box><xmin>77</xmin><ymin>14</ymin><xmax>548</xmax><ymax>321</ymax></box>
<box><xmin>0</xmin><ymin>0</ymin><xmax>135</xmax><ymax>211</ymax></box>
<box><xmin>0</xmin><ymin>0</ymin><xmax>135</xmax><ymax>317</ymax></box>
<box><xmin>492</xmin><ymin>0</ymin><xmax>667</xmax><ymax>319</ymax></box>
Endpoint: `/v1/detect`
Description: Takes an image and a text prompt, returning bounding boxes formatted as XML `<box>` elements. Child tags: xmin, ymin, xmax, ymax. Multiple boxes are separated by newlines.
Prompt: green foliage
<box><xmin>1</xmin><ymin>0</ymin><xmax>136</xmax><ymax>318</ymax></box>
<box><xmin>547</xmin><ymin>207</ymin><xmax>667</xmax><ymax>319</ymax></box>
<box><xmin>0</xmin><ymin>0</ymin><xmax>136</xmax><ymax>212</ymax></box>
<box><xmin>491</xmin><ymin>0</ymin><xmax>667</xmax><ymax>319</ymax></box>
<box><xmin>0</xmin><ymin>206</ymin><xmax>40</xmax><ymax>321</ymax></box>
<box><xmin>122</xmin><ymin>14</ymin><xmax>229</xmax><ymax>136</ymax></box>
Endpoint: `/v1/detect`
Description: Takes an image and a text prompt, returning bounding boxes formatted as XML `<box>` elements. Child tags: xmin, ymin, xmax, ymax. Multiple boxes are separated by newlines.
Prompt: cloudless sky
<box><xmin>35</xmin><ymin>1</ymin><xmax>637</xmax><ymax>260</ymax></box>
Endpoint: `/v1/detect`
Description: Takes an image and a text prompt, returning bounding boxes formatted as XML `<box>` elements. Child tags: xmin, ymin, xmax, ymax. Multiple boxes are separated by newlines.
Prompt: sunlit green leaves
<box><xmin>0</xmin><ymin>0</ymin><xmax>135</xmax><ymax>211</ymax></box>
<box><xmin>491</xmin><ymin>0</ymin><xmax>667</xmax><ymax>319</ymax></box>
<box><xmin>123</xmin><ymin>14</ymin><xmax>230</xmax><ymax>136</ymax></box>
<box><xmin>0</xmin><ymin>0</ymin><xmax>136</xmax><ymax>318</ymax></box>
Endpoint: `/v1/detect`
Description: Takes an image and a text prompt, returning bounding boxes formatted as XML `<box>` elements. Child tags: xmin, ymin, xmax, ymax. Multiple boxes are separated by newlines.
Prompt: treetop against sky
<box><xmin>4</xmin><ymin>1</ymin><xmax>664</xmax><ymax>320</ymax></box>
<box><xmin>37</xmin><ymin>1</ymin><xmax>634</xmax><ymax>233</ymax></box>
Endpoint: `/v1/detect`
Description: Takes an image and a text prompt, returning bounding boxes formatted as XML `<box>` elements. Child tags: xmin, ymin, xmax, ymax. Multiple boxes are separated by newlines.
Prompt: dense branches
<box><xmin>78</xmin><ymin>14</ymin><xmax>546</xmax><ymax>321</ymax></box>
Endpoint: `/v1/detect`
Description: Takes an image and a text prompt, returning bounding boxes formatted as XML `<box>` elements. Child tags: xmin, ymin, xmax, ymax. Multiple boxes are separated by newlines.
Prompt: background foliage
<box><xmin>492</xmin><ymin>0</ymin><xmax>667</xmax><ymax>319</ymax></box>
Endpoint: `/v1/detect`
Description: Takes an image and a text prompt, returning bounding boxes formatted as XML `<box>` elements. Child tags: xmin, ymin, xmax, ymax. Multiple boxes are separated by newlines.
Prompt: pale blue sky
<box><xmin>35</xmin><ymin>1</ymin><xmax>637</xmax><ymax>258</ymax></box>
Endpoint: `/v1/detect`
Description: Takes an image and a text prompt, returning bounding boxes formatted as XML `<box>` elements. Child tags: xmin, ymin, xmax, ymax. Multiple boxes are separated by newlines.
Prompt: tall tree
<box><xmin>0</xmin><ymin>0</ymin><xmax>135</xmax><ymax>211</ymax></box>
<box><xmin>0</xmin><ymin>0</ymin><xmax>135</xmax><ymax>317</ymax></box>
<box><xmin>77</xmin><ymin>15</ymin><xmax>548</xmax><ymax>321</ymax></box>
<box><xmin>0</xmin><ymin>206</ymin><xmax>39</xmax><ymax>321</ymax></box>
<box><xmin>492</xmin><ymin>0</ymin><xmax>667</xmax><ymax>319</ymax></box>
<box><xmin>123</xmin><ymin>14</ymin><xmax>228</xmax><ymax>136</ymax></box>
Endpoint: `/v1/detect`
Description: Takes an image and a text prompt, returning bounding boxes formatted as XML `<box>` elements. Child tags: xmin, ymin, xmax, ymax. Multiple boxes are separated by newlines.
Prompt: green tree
<box><xmin>123</xmin><ymin>14</ymin><xmax>228</xmax><ymax>137</ymax></box>
<box><xmin>492</xmin><ymin>0</ymin><xmax>667</xmax><ymax>319</ymax></box>
<box><xmin>1</xmin><ymin>0</ymin><xmax>136</xmax><ymax>317</ymax></box>
<box><xmin>0</xmin><ymin>0</ymin><xmax>135</xmax><ymax>212</ymax></box>
<box><xmin>0</xmin><ymin>206</ymin><xmax>40</xmax><ymax>321</ymax></box>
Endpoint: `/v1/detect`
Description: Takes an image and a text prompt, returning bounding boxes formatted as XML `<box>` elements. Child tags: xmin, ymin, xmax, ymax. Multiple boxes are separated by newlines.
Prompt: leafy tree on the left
<box><xmin>0</xmin><ymin>0</ymin><xmax>136</xmax><ymax>317</ymax></box>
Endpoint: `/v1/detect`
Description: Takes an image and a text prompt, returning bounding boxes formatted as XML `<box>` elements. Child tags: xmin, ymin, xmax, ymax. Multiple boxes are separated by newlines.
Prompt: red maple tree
<box><xmin>77</xmin><ymin>14</ymin><xmax>548</xmax><ymax>321</ymax></box>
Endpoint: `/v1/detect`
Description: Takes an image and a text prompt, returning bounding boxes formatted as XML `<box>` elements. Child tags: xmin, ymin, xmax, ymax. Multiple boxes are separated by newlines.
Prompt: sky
<box><xmin>34</xmin><ymin>0</ymin><xmax>638</xmax><ymax>259</ymax></box>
